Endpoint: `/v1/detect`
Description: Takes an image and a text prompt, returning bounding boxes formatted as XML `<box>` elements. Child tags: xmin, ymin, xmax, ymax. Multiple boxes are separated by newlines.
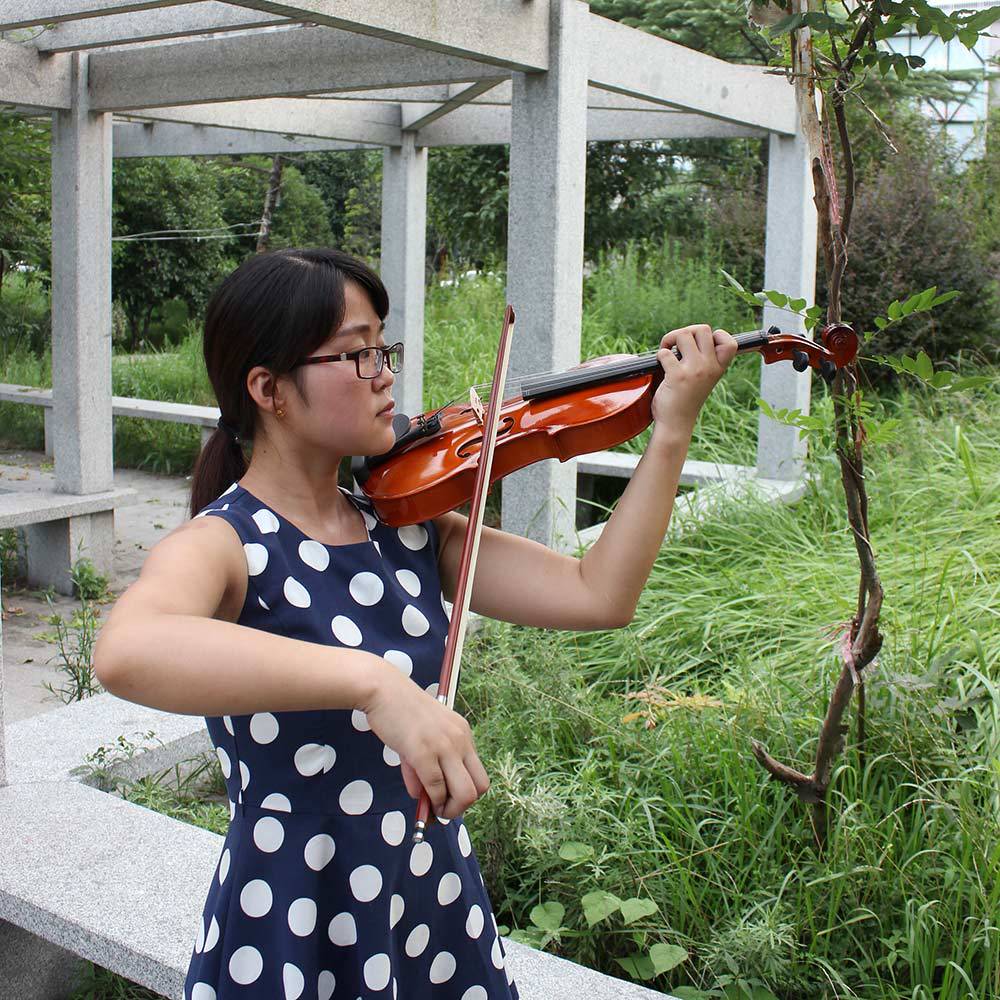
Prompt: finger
<box><xmin>673</xmin><ymin>328</ymin><xmax>699</xmax><ymax>362</ymax></box>
<box><xmin>416</xmin><ymin>760</ymin><xmax>449</xmax><ymax>815</ymax></box>
<box><xmin>713</xmin><ymin>329</ymin><xmax>739</xmax><ymax>366</ymax></box>
<box><xmin>400</xmin><ymin>760</ymin><xmax>422</xmax><ymax>800</ymax></box>
<box><xmin>465</xmin><ymin>753</ymin><xmax>491</xmax><ymax>797</ymax></box>
<box><xmin>660</xmin><ymin>324</ymin><xmax>702</xmax><ymax>350</ymax></box>
<box><xmin>693</xmin><ymin>325</ymin><xmax>716</xmax><ymax>362</ymax></box>
<box><xmin>438</xmin><ymin>758</ymin><xmax>478</xmax><ymax>819</ymax></box>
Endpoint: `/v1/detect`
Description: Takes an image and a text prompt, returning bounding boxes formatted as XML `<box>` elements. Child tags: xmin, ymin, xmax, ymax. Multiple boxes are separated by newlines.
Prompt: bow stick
<box><xmin>412</xmin><ymin>304</ymin><xmax>516</xmax><ymax>844</ymax></box>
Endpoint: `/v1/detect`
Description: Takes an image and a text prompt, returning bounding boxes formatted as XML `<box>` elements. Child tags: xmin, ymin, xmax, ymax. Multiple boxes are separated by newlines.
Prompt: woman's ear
<box><xmin>246</xmin><ymin>365</ymin><xmax>285</xmax><ymax>416</ymax></box>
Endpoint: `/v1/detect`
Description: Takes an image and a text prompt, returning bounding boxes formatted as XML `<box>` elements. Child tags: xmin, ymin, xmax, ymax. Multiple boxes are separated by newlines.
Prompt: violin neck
<box><xmin>521</xmin><ymin>328</ymin><xmax>770</xmax><ymax>401</ymax></box>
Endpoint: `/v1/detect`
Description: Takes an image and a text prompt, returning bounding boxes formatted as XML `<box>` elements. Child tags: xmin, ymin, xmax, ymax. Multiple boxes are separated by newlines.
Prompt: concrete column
<box><xmin>757</xmin><ymin>131</ymin><xmax>818</xmax><ymax>481</ymax></box>
<box><xmin>502</xmin><ymin>0</ymin><xmax>588</xmax><ymax>550</ymax></box>
<box><xmin>0</xmin><ymin>920</ymin><xmax>82</xmax><ymax>999</ymax></box>
<box><xmin>1</xmin><ymin>564</ymin><xmax>5</xmax><ymax>789</ymax></box>
<box><xmin>380</xmin><ymin>133</ymin><xmax>428</xmax><ymax>420</ymax></box>
<box><xmin>51</xmin><ymin>52</ymin><xmax>114</xmax><ymax>495</ymax></box>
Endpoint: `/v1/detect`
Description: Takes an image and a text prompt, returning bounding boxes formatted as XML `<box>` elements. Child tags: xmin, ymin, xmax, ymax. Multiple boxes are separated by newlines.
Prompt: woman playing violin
<box><xmin>93</xmin><ymin>247</ymin><xmax>738</xmax><ymax>1000</ymax></box>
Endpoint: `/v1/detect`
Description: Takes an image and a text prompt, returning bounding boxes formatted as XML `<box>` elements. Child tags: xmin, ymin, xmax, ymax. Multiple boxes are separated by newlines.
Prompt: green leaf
<box><xmin>648</xmin><ymin>942</ymin><xmax>689</xmax><ymax>974</ymax></box>
<box><xmin>931</xmin><ymin>290</ymin><xmax>961</xmax><ymax>307</ymax></box>
<box><xmin>894</xmin><ymin>58</ymin><xmax>909</xmax><ymax>81</ymax></box>
<box><xmin>951</xmin><ymin>375</ymin><xmax>995</xmax><ymax>391</ymax></box>
<box><xmin>581</xmin><ymin>890</ymin><xmax>621</xmax><ymax>927</ymax></box>
<box><xmin>558</xmin><ymin>841</ymin><xmax>594</xmax><ymax>863</ymax></box>
<box><xmin>788</xmin><ymin>297</ymin><xmax>807</xmax><ymax>312</ymax></box>
<box><xmin>915</xmin><ymin>351</ymin><xmax>934</xmax><ymax>381</ymax></box>
<box><xmin>887</xmin><ymin>299</ymin><xmax>903</xmax><ymax>321</ymax></box>
<box><xmin>673</xmin><ymin>989</ymin><xmax>714</xmax><ymax>1000</ymax></box>
<box><xmin>765</xmin><ymin>289</ymin><xmax>788</xmax><ymax>308</ymax></box>
<box><xmin>929</xmin><ymin>370</ymin><xmax>954</xmax><ymax>389</ymax></box>
<box><xmin>620</xmin><ymin>897</ymin><xmax>660</xmax><ymax>924</ymax></box>
<box><xmin>958</xmin><ymin>27</ymin><xmax>979</xmax><ymax>49</ymax></box>
<box><xmin>613</xmin><ymin>953</ymin><xmax>656</xmax><ymax>980</ymax></box>
<box><xmin>719</xmin><ymin>268</ymin><xmax>747</xmax><ymax>293</ymax></box>
<box><xmin>529</xmin><ymin>901</ymin><xmax>565</xmax><ymax>932</ymax></box>
<box><xmin>769</xmin><ymin>12</ymin><xmax>807</xmax><ymax>35</ymax></box>
<box><xmin>967</xmin><ymin>8</ymin><xmax>1000</xmax><ymax>32</ymax></box>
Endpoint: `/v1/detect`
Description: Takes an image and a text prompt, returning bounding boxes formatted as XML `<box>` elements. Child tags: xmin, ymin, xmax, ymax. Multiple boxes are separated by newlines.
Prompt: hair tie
<box><xmin>217</xmin><ymin>417</ymin><xmax>241</xmax><ymax>444</ymax></box>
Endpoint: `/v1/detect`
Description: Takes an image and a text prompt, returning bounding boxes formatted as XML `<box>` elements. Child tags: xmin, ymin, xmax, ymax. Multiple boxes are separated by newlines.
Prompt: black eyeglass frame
<box><xmin>291</xmin><ymin>341</ymin><xmax>404</xmax><ymax>379</ymax></box>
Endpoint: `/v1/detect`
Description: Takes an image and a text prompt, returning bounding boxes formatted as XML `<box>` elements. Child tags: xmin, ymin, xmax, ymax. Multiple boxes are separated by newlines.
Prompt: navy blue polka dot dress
<box><xmin>183</xmin><ymin>482</ymin><xmax>519</xmax><ymax>1000</ymax></box>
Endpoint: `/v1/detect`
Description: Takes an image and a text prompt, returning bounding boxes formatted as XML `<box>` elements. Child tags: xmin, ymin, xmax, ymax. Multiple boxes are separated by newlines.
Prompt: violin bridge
<box><xmin>468</xmin><ymin>387</ymin><xmax>485</xmax><ymax>427</ymax></box>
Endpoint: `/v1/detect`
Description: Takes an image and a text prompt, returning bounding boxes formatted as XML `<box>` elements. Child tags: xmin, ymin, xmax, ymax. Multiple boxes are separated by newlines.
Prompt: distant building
<box><xmin>886</xmin><ymin>0</ymin><xmax>998</xmax><ymax>161</ymax></box>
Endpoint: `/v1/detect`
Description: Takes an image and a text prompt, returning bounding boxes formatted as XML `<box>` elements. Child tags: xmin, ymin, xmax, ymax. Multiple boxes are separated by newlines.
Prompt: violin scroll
<box><xmin>757</xmin><ymin>323</ymin><xmax>858</xmax><ymax>384</ymax></box>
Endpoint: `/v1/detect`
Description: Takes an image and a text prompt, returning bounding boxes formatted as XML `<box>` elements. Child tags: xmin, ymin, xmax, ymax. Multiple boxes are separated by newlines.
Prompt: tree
<box><xmin>112</xmin><ymin>157</ymin><xmax>231</xmax><ymax>348</ymax></box>
<box><xmin>0</xmin><ymin>114</ymin><xmax>51</xmax><ymax>292</ymax></box>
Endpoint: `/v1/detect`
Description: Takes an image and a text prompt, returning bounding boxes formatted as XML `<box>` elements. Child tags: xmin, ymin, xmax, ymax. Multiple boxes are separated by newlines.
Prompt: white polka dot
<box><xmin>466</xmin><ymin>905</ymin><xmax>484</xmax><ymax>939</ymax></box>
<box><xmin>491</xmin><ymin>935</ymin><xmax>504</xmax><ymax>969</ymax></box>
<box><xmin>318</xmin><ymin>971</ymin><xmax>336</xmax><ymax>1000</ymax></box>
<box><xmin>191</xmin><ymin>985</ymin><xmax>216</xmax><ymax>1000</ymax></box>
<box><xmin>229</xmin><ymin>945</ymin><xmax>263</xmax><ymax>985</ymax></box>
<box><xmin>457</xmin><ymin>823</ymin><xmax>472</xmax><ymax>857</ymax></box>
<box><xmin>258</xmin><ymin>596</ymin><xmax>269</xmax><ymax>611</ymax></box>
<box><xmin>261</xmin><ymin>792</ymin><xmax>291</xmax><ymax>812</ymax></box>
<box><xmin>283</xmin><ymin>576</ymin><xmax>311</xmax><ymax>608</ymax></box>
<box><xmin>405</xmin><ymin>924</ymin><xmax>430</xmax><ymax>958</ymax></box>
<box><xmin>240</xmin><ymin>879</ymin><xmax>272</xmax><ymax>918</ymax></box>
<box><xmin>364</xmin><ymin>953</ymin><xmax>391</xmax><ymax>992</ymax></box>
<box><xmin>244</xmin><ymin>543</ymin><xmax>268</xmax><ymax>576</ymax></box>
<box><xmin>249</xmin><ymin>713</ymin><xmax>279</xmax><ymax>744</ymax></box>
<box><xmin>328</xmin><ymin>912</ymin><xmax>358</xmax><ymax>946</ymax></box>
<box><xmin>252</xmin><ymin>508</ymin><xmax>279</xmax><ymax>534</ymax></box>
<box><xmin>222</xmin><ymin>716</ymin><xmax>234</xmax><ymax>735</ymax></box>
<box><xmin>288</xmin><ymin>897</ymin><xmax>317</xmax><ymax>937</ymax></box>
<box><xmin>204</xmin><ymin>916</ymin><xmax>220</xmax><ymax>952</ymax></box>
<box><xmin>304</xmin><ymin>834</ymin><xmax>335</xmax><ymax>871</ymax></box>
<box><xmin>331</xmin><ymin>615</ymin><xmax>363</xmax><ymax>646</ymax></box>
<box><xmin>441</xmin><ymin>591</ymin><xmax>451</xmax><ymax>616</ymax></box>
<box><xmin>229</xmin><ymin>799</ymin><xmax>235</xmax><ymax>821</ymax></box>
<box><xmin>351</xmin><ymin>709</ymin><xmax>371</xmax><ymax>732</ymax></box>
<box><xmin>425</xmin><ymin>682</ymin><xmax>439</xmax><ymax>698</ymax></box>
<box><xmin>349</xmin><ymin>571</ymin><xmax>384</xmax><ymax>606</ymax></box>
<box><xmin>294</xmin><ymin>743</ymin><xmax>336</xmax><ymax>776</ymax></box>
<box><xmin>349</xmin><ymin>864</ymin><xmax>383</xmax><ymax>903</ymax></box>
<box><xmin>239</xmin><ymin>760</ymin><xmax>251</xmax><ymax>791</ymax></box>
<box><xmin>216</xmin><ymin>747</ymin><xmax>232</xmax><ymax>779</ymax></box>
<box><xmin>253</xmin><ymin>816</ymin><xmax>284</xmax><ymax>852</ymax></box>
<box><xmin>381</xmin><ymin>811</ymin><xmax>406</xmax><ymax>846</ymax></box>
<box><xmin>372</xmin><ymin>539</ymin><xmax>382</xmax><ymax>556</ymax></box>
<box><xmin>398</xmin><ymin>524</ymin><xmax>428</xmax><ymax>550</ymax></box>
<box><xmin>362</xmin><ymin>509</ymin><xmax>377</xmax><ymax>531</ymax></box>
<box><xmin>506</xmin><ymin>962</ymin><xmax>515</xmax><ymax>986</ymax></box>
<box><xmin>395</xmin><ymin>569</ymin><xmax>421</xmax><ymax>596</ymax></box>
<box><xmin>383</xmin><ymin>744</ymin><xmax>401</xmax><ymax>767</ymax></box>
<box><xmin>339</xmin><ymin>779</ymin><xmax>374</xmax><ymax>815</ymax></box>
<box><xmin>218</xmin><ymin>849</ymin><xmax>230</xmax><ymax>885</ymax></box>
<box><xmin>283</xmin><ymin>963</ymin><xmax>304</xmax><ymax>1000</ymax></box>
<box><xmin>389</xmin><ymin>894</ymin><xmax>404</xmax><ymax>929</ymax></box>
<box><xmin>222</xmin><ymin>482</ymin><xmax>238</xmax><ymax>496</ymax></box>
<box><xmin>410</xmin><ymin>841</ymin><xmax>433</xmax><ymax>876</ymax></box>
<box><xmin>430</xmin><ymin>951</ymin><xmax>457</xmax><ymax>984</ymax></box>
<box><xmin>298</xmin><ymin>539</ymin><xmax>330</xmax><ymax>572</ymax></box>
<box><xmin>393</xmin><ymin>977</ymin><xmax>398</xmax><ymax>1000</ymax></box>
<box><xmin>462</xmin><ymin>988</ymin><xmax>488</xmax><ymax>1000</ymax></box>
<box><xmin>438</xmin><ymin>872</ymin><xmax>462</xmax><ymax>906</ymax></box>
<box><xmin>383</xmin><ymin>649</ymin><xmax>413</xmax><ymax>676</ymax></box>
<box><xmin>402</xmin><ymin>604</ymin><xmax>429</xmax><ymax>637</ymax></box>
<box><xmin>195</xmin><ymin>915</ymin><xmax>205</xmax><ymax>953</ymax></box>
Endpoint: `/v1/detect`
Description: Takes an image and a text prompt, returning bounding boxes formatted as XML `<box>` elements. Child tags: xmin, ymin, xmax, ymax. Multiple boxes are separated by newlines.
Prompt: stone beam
<box><xmin>416</xmin><ymin>104</ymin><xmax>764</xmax><ymax>146</ymax></box>
<box><xmin>113</xmin><ymin>120</ymin><xmax>371</xmax><ymax>157</ymax></box>
<box><xmin>587</xmin><ymin>11</ymin><xmax>797</xmax><ymax>135</ymax></box>
<box><xmin>0</xmin><ymin>38</ymin><xmax>71</xmax><ymax>109</ymax></box>
<box><xmin>130</xmin><ymin>98</ymin><xmax>403</xmax><ymax>145</ymax></box>
<box><xmin>34</xmin><ymin>3</ymin><xmax>292</xmax><ymax>52</ymax></box>
<box><xmin>88</xmin><ymin>27</ymin><xmax>507</xmax><ymax>111</ymax></box>
<box><xmin>401</xmin><ymin>80</ymin><xmax>503</xmax><ymax>132</ymax></box>
<box><xmin>0</xmin><ymin>0</ymin><xmax>200</xmax><ymax>30</ymax></box>
<box><xmin>225</xmin><ymin>0</ymin><xmax>549</xmax><ymax>72</ymax></box>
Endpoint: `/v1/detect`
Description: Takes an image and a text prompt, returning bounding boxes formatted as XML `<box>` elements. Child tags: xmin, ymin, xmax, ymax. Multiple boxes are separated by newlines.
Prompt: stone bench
<box><xmin>0</xmin><ymin>382</ymin><xmax>221</xmax><ymax>455</ymax></box>
<box><xmin>0</xmin><ymin>483</ymin><xmax>137</xmax><ymax>595</ymax></box>
<box><xmin>0</xmin><ymin>696</ymin><xmax>676</xmax><ymax>1000</ymax></box>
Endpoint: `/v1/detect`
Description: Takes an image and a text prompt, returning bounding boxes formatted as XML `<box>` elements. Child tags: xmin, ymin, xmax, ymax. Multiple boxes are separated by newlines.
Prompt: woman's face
<box><xmin>281</xmin><ymin>279</ymin><xmax>397</xmax><ymax>461</ymax></box>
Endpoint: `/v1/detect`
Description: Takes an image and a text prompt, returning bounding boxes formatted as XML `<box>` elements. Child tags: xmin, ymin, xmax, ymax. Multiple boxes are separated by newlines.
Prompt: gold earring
<box><xmin>276</xmin><ymin>408</ymin><xmax>285</xmax><ymax>418</ymax></box>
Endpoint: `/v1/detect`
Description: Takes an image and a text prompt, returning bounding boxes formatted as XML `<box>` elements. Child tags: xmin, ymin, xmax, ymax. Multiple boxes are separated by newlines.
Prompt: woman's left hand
<box><xmin>651</xmin><ymin>325</ymin><xmax>738</xmax><ymax>432</ymax></box>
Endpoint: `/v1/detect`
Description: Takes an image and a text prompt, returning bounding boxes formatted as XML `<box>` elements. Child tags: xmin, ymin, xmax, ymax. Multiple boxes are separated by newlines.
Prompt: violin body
<box><xmin>353</xmin><ymin>322</ymin><xmax>858</xmax><ymax>527</ymax></box>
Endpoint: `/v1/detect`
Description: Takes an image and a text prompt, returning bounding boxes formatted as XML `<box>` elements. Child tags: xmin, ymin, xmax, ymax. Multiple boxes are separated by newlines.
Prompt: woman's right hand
<box><xmin>361</xmin><ymin>659</ymin><xmax>490</xmax><ymax>819</ymax></box>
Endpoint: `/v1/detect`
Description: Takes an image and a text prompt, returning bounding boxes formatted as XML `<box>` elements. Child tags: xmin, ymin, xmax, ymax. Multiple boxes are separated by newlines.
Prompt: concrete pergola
<box><xmin>0</xmin><ymin>3</ymin><xmax>817</xmax><ymax>996</ymax></box>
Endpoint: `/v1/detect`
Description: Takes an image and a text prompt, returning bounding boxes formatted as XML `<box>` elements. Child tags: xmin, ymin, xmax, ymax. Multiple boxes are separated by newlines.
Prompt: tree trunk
<box><xmin>256</xmin><ymin>155</ymin><xmax>285</xmax><ymax>254</ymax></box>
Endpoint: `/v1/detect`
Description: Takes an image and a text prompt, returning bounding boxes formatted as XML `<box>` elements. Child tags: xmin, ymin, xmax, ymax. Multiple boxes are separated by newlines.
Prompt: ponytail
<box><xmin>189</xmin><ymin>426</ymin><xmax>248</xmax><ymax>517</ymax></box>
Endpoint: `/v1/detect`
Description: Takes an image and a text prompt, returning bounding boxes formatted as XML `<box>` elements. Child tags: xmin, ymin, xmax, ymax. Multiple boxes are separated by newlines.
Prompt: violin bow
<box><xmin>412</xmin><ymin>304</ymin><xmax>517</xmax><ymax>844</ymax></box>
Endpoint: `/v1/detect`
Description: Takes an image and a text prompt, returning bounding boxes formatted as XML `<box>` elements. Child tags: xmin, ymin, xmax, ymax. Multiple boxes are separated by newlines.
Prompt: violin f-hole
<box><xmin>456</xmin><ymin>416</ymin><xmax>515</xmax><ymax>459</ymax></box>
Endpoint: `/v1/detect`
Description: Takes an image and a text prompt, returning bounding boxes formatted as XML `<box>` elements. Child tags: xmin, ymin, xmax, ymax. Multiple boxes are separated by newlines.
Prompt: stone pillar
<box><xmin>24</xmin><ymin>52</ymin><xmax>116</xmax><ymax>589</ymax></box>
<box><xmin>756</xmin><ymin>131</ymin><xmax>818</xmax><ymax>481</ymax></box>
<box><xmin>502</xmin><ymin>0</ymin><xmax>588</xmax><ymax>550</ymax></box>
<box><xmin>0</xmin><ymin>920</ymin><xmax>81</xmax><ymax>999</ymax></box>
<box><xmin>380</xmin><ymin>133</ymin><xmax>428</xmax><ymax>420</ymax></box>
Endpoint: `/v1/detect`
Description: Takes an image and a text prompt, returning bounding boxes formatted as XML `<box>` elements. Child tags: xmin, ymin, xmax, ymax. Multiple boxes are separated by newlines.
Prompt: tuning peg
<box><xmin>767</xmin><ymin>325</ymin><xmax>781</xmax><ymax>337</ymax></box>
<box><xmin>791</xmin><ymin>350</ymin><xmax>810</xmax><ymax>373</ymax></box>
<box><xmin>819</xmin><ymin>359</ymin><xmax>837</xmax><ymax>384</ymax></box>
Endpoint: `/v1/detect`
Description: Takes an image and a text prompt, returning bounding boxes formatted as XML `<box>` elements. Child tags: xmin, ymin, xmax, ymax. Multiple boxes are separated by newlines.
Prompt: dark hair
<box><xmin>189</xmin><ymin>248</ymin><xmax>389</xmax><ymax>517</ymax></box>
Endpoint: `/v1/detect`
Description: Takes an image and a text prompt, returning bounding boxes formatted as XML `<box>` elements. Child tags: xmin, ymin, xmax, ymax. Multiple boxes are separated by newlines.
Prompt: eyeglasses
<box><xmin>293</xmin><ymin>342</ymin><xmax>404</xmax><ymax>379</ymax></box>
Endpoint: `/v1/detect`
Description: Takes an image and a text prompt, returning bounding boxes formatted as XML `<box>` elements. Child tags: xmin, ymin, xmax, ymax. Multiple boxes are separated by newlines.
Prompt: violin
<box><xmin>352</xmin><ymin>323</ymin><xmax>858</xmax><ymax>527</ymax></box>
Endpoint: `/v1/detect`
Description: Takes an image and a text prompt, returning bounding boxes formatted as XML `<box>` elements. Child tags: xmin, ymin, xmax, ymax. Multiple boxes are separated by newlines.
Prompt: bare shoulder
<box><xmin>108</xmin><ymin>514</ymin><xmax>247</xmax><ymax>624</ymax></box>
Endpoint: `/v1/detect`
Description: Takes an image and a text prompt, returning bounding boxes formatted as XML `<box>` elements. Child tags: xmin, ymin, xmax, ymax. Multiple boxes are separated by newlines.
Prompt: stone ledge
<box><xmin>0</xmin><ymin>486</ymin><xmax>138</xmax><ymax>529</ymax></box>
<box><xmin>578</xmin><ymin>450</ymin><xmax>753</xmax><ymax>487</ymax></box>
<box><xmin>6</xmin><ymin>693</ymin><xmax>211</xmax><ymax>786</ymax></box>
<box><xmin>0</xmin><ymin>781</ymin><xmax>675</xmax><ymax>1000</ymax></box>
